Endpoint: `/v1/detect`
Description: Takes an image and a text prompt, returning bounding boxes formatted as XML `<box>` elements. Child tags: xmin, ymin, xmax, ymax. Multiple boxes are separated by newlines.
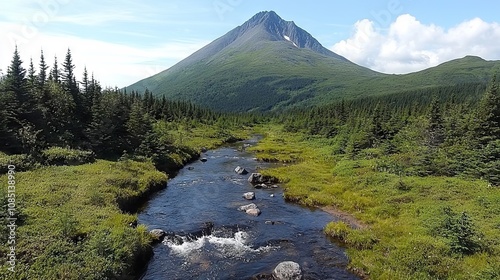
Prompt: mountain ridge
<box><xmin>126</xmin><ymin>11</ymin><xmax>500</xmax><ymax>112</ymax></box>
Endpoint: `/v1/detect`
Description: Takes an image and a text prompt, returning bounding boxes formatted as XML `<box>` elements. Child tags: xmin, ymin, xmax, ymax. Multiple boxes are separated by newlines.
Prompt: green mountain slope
<box><xmin>126</xmin><ymin>11</ymin><xmax>500</xmax><ymax>112</ymax></box>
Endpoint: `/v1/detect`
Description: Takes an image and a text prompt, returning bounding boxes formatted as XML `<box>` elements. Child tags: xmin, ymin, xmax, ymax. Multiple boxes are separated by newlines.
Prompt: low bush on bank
<box><xmin>42</xmin><ymin>147</ymin><xmax>96</xmax><ymax>166</ymax></box>
<box><xmin>0</xmin><ymin>153</ymin><xmax>40</xmax><ymax>173</ymax></box>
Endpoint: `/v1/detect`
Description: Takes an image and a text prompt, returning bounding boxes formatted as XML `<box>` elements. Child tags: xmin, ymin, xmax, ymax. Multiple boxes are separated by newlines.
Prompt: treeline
<box><xmin>0</xmin><ymin>48</ymin><xmax>239</xmax><ymax>163</ymax></box>
<box><xmin>278</xmin><ymin>79</ymin><xmax>500</xmax><ymax>185</ymax></box>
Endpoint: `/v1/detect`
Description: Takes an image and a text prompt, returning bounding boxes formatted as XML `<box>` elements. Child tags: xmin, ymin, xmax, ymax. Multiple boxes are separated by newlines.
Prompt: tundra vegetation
<box><xmin>1</xmin><ymin>48</ymin><xmax>499</xmax><ymax>279</ymax></box>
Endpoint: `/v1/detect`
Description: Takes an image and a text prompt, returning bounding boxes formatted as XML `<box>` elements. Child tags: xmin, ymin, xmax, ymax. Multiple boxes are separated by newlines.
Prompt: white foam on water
<box><xmin>163</xmin><ymin>230</ymin><xmax>276</xmax><ymax>258</ymax></box>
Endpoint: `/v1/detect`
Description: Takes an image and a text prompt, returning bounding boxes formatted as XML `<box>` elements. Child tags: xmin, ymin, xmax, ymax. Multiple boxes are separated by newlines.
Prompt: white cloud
<box><xmin>0</xmin><ymin>21</ymin><xmax>209</xmax><ymax>87</ymax></box>
<box><xmin>52</xmin><ymin>12</ymin><xmax>141</xmax><ymax>26</ymax></box>
<box><xmin>332</xmin><ymin>14</ymin><xmax>500</xmax><ymax>74</ymax></box>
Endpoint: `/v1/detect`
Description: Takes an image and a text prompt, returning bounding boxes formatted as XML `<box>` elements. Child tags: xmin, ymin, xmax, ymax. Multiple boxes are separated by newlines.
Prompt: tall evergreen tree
<box><xmin>61</xmin><ymin>49</ymin><xmax>84</xmax><ymax>143</ymax></box>
<box><xmin>62</xmin><ymin>49</ymin><xmax>79</xmax><ymax>97</ymax></box>
<box><xmin>0</xmin><ymin>76</ymin><xmax>16</xmax><ymax>150</ymax></box>
<box><xmin>476</xmin><ymin>75</ymin><xmax>500</xmax><ymax>145</ymax></box>
<box><xmin>80</xmin><ymin>67</ymin><xmax>95</xmax><ymax>129</ymax></box>
<box><xmin>428</xmin><ymin>98</ymin><xmax>445</xmax><ymax>148</ymax></box>
<box><xmin>4</xmin><ymin>47</ymin><xmax>41</xmax><ymax>153</ymax></box>
<box><xmin>127</xmin><ymin>100</ymin><xmax>151</xmax><ymax>150</ymax></box>
<box><xmin>5</xmin><ymin>46</ymin><xmax>27</xmax><ymax>107</ymax></box>
<box><xmin>38</xmin><ymin>50</ymin><xmax>48</xmax><ymax>90</ymax></box>
<box><xmin>27</xmin><ymin>58</ymin><xmax>36</xmax><ymax>91</ymax></box>
<box><xmin>50</xmin><ymin>55</ymin><xmax>60</xmax><ymax>83</ymax></box>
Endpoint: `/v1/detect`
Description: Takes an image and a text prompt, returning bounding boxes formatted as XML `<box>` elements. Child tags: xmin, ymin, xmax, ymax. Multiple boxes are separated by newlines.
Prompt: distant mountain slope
<box><xmin>126</xmin><ymin>11</ymin><xmax>500</xmax><ymax>111</ymax></box>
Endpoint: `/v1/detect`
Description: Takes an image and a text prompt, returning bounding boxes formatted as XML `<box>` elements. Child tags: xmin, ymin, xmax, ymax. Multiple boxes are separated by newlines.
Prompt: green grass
<box><xmin>252</xmin><ymin>124</ymin><xmax>500</xmax><ymax>279</ymax></box>
<box><xmin>0</xmin><ymin>159</ymin><xmax>166</xmax><ymax>279</ymax></box>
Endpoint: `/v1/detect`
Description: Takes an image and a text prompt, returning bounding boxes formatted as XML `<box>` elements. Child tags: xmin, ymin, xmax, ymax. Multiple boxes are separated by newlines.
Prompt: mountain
<box><xmin>126</xmin><ymin>11</ymin><xmax>500</xmax><ymax>112</ymax></box>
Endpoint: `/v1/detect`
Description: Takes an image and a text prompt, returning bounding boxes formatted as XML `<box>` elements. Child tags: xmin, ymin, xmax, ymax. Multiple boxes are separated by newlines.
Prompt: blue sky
<box><xmin>1</xmin><ymin>0</ymin><xmax>500</xmax><ymax>87</ymax></box>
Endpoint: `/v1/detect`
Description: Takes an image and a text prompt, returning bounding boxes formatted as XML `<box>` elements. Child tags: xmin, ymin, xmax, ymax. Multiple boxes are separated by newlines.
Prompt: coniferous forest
<box><xmin>1</xmin><ymin>47</ymin><xmax>500</xmax><ymax>279</ymax></box>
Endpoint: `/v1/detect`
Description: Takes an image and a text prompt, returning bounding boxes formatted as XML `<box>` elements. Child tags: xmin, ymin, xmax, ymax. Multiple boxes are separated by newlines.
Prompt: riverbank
<box><xmin>249</xmin><ymin>124</ymin><xmax>500</xmax><ymax>279</ymax></box>
<box><xmin>0</xmin><ymin>125</ymin><xmax>250</xmax><ymax>280</ymax></box>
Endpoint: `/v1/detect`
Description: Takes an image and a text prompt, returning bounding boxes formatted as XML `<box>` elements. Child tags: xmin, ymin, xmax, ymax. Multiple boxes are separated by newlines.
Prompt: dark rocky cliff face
<box><xmin>235</xmin><ymin>11</ymin><xmax>347</xmax><ymax>60</ymax></box>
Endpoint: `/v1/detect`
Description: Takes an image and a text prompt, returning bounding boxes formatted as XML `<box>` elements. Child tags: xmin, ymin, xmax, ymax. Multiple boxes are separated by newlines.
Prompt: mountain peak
<box><xmin>248</xmin><ymin>10</ymin><xmax>282</xmax><ymax>24</ymax></box>
<box><xmin>234</xmin><ymin>11</ymin><xmax>346</xmax><ymax>60</ymax></box>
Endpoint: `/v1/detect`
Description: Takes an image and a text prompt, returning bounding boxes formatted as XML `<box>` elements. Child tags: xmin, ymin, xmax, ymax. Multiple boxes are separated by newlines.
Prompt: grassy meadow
<box><xmin>249</xmin><ymin>124</ymin><xmax>500</xmax><ymax>279</ymax></box>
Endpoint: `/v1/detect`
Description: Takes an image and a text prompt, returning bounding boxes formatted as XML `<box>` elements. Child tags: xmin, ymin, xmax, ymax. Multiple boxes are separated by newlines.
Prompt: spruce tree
<box><xmin>4</xmin><ymin>47</ymin><xmax>41</xmax><ymax>153</ymax></box>
<box><xmin>428</xmin><ymin>98</ymin><xmax>444</xmax><ymax>148</ymax></box>
<box><xmin>0</xmin><ymin>76</ymin><xmax>16</xmax><ymax>150</ymax></box>
<box><xmin>126</xmin><ymin>101</ymin><xmax>150</xmax><ymax>150</ymax></box>
<box><xmin>50</xmin><ymin>55</ymin><xmax>60</xmax><ymax>83</ymax></box>
<box><xmin>62</xmin><ymin>49</ymin><xmax>79</xmax><ymax>98</ymax></box>
<box><xmin>62</xmin><ymin>49</ymin><xmax>84</xmax><ymax>144</ymax></box>
<box><xmin>38</xmin><ymin>50</ymin><xmax>48</xmax><ymax>90</ymax></box>
<box><xmin>476</xmin><ymin>74</ymin><xmax>500</xmax><ymax>145</ymax></box>
<box><xmin>5</xmin><ymin>46</ymin><xmax>27</xmax><ymax>109</ymax></box>
<box><xmin>28</xmin><ymin>58</ymin><xmax>36</xmax><ymax>92</ymax></box>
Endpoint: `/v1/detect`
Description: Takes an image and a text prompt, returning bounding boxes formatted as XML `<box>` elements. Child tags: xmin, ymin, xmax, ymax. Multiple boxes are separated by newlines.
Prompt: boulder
<box><xmin>246</xmin><ymin>208</ymin><xmax>261</xmax><ymax>216</ymax></box>
<box><xmin>235</xmin><ymin>166</ymin><xmax>248</xmax><ymax>175</ymax></box>
<box><xmin>273</xmin><ymin>261</ymin><xmax>302</xmax><ymax>280</ymax></box>
<box><xmin>243</xmin><ymin>192</ymin><xmax>255</xmax><ymax>200</ymax></box>
<box><xmin>248</xmin><ymin>173</ymin><xmax>278</xmax><ymax>185</ymax></box>
<box><xmin>200</xmin><ymin>158</ymin><xmax>208</xmax><ymax>162</ymax></box>
<box><xmin>254</xmin><ymin>183</ymin><xmax>265</xmax><ymax>189</ymax></box>
<box><xmin>200</xmin><ymin>147</ymin><xmax>207</xmax><ymax>153</ymax></box>
<box><xmin>150</xmin><ymin>229</ymin><xmax>166</xmax><ymax>242</ymax></box>
<box><xmin>238</xmin><ymin>203</ymin><xmax>258</xmax><ymax>211</ymax></box>
<box><xmin>248</xmin><ymin>173</ymin><xmax>264</xmax><ymax>184</ymax></box>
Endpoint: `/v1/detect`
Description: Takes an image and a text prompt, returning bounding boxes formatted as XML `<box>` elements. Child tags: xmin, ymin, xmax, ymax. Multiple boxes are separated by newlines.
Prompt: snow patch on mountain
<box><xmin>283</xmin><ymin>35</ymin><xmax>298</xmax><ymax>48</ymax></box>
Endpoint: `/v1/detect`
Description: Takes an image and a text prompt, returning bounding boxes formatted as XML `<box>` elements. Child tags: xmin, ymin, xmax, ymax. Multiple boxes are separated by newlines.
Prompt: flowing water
<box><xmin>138</xmin><ymin>138</ymin><xmax>360</xmax><ymax>280</ymax></box>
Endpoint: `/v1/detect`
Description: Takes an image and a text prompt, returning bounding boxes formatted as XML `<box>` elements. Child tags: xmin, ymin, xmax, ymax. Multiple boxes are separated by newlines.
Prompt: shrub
<box><xmin>438</xmin><ymin>207</ymin><xmax>483</xmax><ymax>255</ymax></box>
<box><xmin>42</xmin><ymin>147</ymin><xmax>95</xmax><ymax>166</ymax></box>
<box><xmin>0</xmin><ymin>153</ymin><xmax>39</xmax><ymax>173</ymax></box>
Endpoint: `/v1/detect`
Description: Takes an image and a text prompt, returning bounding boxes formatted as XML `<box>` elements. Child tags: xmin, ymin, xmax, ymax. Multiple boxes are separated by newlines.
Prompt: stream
<box><xmin>138</xmin><ymin>137</ymin><xmax>359</xmax><ymax>280</ymax></box>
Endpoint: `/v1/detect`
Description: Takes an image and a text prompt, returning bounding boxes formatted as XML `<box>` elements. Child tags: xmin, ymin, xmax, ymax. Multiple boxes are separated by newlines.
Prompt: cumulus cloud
<box><xmin>332</xmin><ymin>14</ymin><xmax>500</xmax><ymax>74</ymax></box>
